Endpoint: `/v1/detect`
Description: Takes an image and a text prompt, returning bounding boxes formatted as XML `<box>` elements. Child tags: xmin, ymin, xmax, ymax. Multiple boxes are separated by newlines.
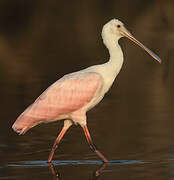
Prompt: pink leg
<box><xmin>82</xmin><ymin>125</ymin><xmax>108</xmax><ymax>163</ymax></box>
<box><xmin>48</xmin><ymin>120</ymin><xmax>72</xmax><ymax>163</ymax></box>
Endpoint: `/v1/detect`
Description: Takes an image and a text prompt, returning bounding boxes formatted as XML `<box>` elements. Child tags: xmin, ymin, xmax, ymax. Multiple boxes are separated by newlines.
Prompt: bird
<box><xmin>12</xmin><ymin>19</ymin><xmax>161</xmax><ymax>163</ymax></box>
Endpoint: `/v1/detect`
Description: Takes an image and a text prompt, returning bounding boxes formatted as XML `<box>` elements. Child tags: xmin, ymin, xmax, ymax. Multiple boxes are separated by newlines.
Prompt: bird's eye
<box><xmin>117</xmin><ymin>25</ymin><xmax>121</xmax><ymax>28</ymax></box>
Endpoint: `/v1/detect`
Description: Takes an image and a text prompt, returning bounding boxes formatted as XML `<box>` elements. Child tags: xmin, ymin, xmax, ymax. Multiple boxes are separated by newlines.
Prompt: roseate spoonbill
<box><xmin>12</xmin><ymin>19</ymin><xmax>161</xmax><ymax>163</ymax></box>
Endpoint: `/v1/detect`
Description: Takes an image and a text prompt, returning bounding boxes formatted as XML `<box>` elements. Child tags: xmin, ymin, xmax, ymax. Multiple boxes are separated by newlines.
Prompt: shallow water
<box><xmin>1</xmin><ymin>0</ymin><xmax>174</xmax><ymax>179</ymax></box>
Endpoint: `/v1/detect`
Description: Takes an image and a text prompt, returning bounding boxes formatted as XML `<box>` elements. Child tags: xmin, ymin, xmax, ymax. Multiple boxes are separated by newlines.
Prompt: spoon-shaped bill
<box><xmin>121</xmin><ymin>28</ymin><xmax>162</xmax><ymax>63</ymax></box>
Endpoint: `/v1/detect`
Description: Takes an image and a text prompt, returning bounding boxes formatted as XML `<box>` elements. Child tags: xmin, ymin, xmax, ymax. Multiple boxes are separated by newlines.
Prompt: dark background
<box><xmin>1</xmin><ymin>0</ymin><xmax>174</xmax><ymax>179</ymax></box>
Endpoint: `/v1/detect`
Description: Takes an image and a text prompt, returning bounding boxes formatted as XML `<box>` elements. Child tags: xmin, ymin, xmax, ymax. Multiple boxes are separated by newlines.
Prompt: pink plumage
<box><xmin>12</xmin><ymin>72</ymin><xmax>102</xmax><ymax>135</ymax></box>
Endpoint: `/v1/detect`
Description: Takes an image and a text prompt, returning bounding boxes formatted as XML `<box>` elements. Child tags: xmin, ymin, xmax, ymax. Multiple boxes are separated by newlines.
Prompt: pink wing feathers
<box><xmin>12</xmin><ymin>72</ymin><xmax>102</xmax><ymax>134</ymax></box>
<box><xmin>30</xmin><ymin>72</ymin><xmax>102</xmax><ymax>119</ymax></box>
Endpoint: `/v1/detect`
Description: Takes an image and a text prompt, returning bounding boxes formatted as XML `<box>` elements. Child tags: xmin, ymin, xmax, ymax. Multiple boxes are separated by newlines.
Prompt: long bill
<box><xmin>121</xmin><ymin>27</ymin><xmax>162</xmax><ymax>63</ymax></box>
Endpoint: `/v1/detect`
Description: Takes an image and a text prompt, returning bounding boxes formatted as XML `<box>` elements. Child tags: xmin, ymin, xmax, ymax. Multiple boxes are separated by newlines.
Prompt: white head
<box><xmin>102</xmin><ymin>19</ymin><xmax>161</xmax><ymax>63</ymax></box>
<box><xmin>102</xmin><ymin>19</ymin><xmax>125</xmax><ymax>41</ymax></box>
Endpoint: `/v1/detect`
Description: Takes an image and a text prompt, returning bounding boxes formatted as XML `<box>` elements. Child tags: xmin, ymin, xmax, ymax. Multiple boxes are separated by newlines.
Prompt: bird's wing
<box><xmin>23</xmin><ymin>72</ymin><xmax>103</xmax><ymax>120</ymax></box>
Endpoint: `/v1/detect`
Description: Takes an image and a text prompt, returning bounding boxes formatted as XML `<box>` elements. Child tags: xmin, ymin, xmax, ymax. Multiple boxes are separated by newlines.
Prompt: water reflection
<box><xmin>49</xmin><ymin>162</ymin><xmax>61</xmax><ymax>180</ymax></box>
<box><xmin>8</xmin><ymin>159</ymin><xmax>142</xmax><ymax>179</ymax></box>
<box><xmin>48</xmin><ymin>162</ymin><xmax>107</xmax><ymax>180</ymax></box>
<box><xmin>90</xmin><ymin>163</ymin><xmax>106</xmax><ymax>180</ymax></box>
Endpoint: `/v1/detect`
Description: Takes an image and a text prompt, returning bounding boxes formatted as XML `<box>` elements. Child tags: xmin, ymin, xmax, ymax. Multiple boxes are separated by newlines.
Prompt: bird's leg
<box><xmin>82</xmin><ymin>125</ymin><xmax>108</xmax><ymax>163</ymax></box>
<box><xmin>48</xmin><ymin>120</ymin><xmax>72</xmax><ymax>163</ymax></box>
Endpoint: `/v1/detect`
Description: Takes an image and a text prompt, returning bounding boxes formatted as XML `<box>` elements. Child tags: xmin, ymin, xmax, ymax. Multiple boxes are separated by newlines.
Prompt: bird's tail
<box><xmin>12</xmin><ymin>114</ymin><xmax>37</xmax><ymax>135</ymax></box>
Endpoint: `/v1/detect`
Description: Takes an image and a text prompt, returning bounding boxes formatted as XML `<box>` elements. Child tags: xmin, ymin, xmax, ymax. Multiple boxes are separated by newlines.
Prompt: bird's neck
<box><xmin>94</xmin><ymin>39</ymin><xmax>124</xmax><ymax>93</ymax></box>
<box><xmin>105</xmin><ymin>40</ymin><xmax>124</xmax><ymax>75</ymax></box>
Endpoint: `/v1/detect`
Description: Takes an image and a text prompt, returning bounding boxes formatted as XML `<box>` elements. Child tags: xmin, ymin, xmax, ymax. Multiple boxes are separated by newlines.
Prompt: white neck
<box><xmin>104</xmin><ymin>36</ymin><xmax>124</xmax><ymax>76</ymax></box>
<box><xmin>84</xmin><ymin>32</ymin><xmax>124</xmax><ymax>84</ymax></box>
